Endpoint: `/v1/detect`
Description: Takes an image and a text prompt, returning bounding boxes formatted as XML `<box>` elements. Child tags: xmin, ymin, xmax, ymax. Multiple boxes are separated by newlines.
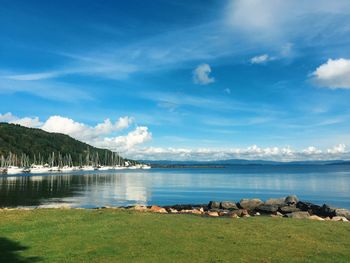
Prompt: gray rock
<box><xmin>279</xmin><ymin>205</ymin><xmax>301</xmax><ymax>213</ymax></box>
<box><xmin>220</xmin><ymin>201</ymin><xmax>238</xmax><ymax>210</ymax></box>
<box><xmin>208</xmin><ymin>201</ymin><xmax>221</xmax><ymax>209</ymax></box>
<box><xmin>229</xmin><ymin>209</ymin><xmax>249</xmax><ymax>217</ymax></box>
<box><xmin>264</xmin><ymin>198</ymin><xmax>286</xmax><ymax>206</ymax></box>
<box><xmin>285</xmin><ymin>211</ymin><xmax>310</xmax><ymax>219</ymax></box>
<box><xmin>335</xmin><ymin>208</ymin><xmax>350</xmax><ymax>220</ymax></box>
<box><xmin>285</xmin><ymin>195</ymin><xmax>299</xmax><ymax>205</ymax></box>
<box><xmin>257</xmin><ymin>205</ymin><xmax>279</xmax><ymax>213</ymax></box>
<box><xmin>239</xmin><ymin>199</ymin><xmax>263</xmax><ymax>210</ymax></box>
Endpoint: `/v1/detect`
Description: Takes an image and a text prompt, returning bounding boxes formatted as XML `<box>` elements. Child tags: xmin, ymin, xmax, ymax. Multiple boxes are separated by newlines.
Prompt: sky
<box><xmin>1</xmin><ymin>0</ymin><xmax>350</xmax><ymax>161</ymax></box>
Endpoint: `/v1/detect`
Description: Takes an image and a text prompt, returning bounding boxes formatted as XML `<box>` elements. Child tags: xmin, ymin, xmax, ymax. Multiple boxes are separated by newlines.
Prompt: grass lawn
<box><xmin>0</xmin><ymin>209</ymin><xmax>349</xmax><ymax>262</ymax></box>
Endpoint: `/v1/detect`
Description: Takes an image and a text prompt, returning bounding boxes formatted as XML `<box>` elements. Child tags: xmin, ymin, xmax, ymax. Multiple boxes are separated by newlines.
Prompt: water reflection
<box><xmin>0</xmin><ymin>166</ymin><xmax>349</xmax><ymax>209</ymax></box>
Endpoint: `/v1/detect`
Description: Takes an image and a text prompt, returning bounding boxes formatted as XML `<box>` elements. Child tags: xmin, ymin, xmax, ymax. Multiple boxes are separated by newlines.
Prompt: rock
<box><xmin>265</xmin><ymin>198</ymin><xmax>286</xmax><ymax>206</ymax></box>
<box><xmin>208</xmin><ymin>201</ymin><xmax>221</xmax><ymax>210</ymax></box>
<box><xmin>257</xmin><ymin>205</ymin><xmax>279</xmax><ymax>213</ymax></box>
<box><xmin>335</xmin><ymin>208</ymin><xmax>350</xmax><ymax>220</ymax></box>
<box><xmin>229</xmin><ymin>209</ymin><xmax>248</xmax><ymax>217</ymax></box>
<box><xmin>279</xmin><ymin>205</ymin><xmax>301</xmax><ymax>213</ymax></box>
<box><xmin>331</xmin><ymin>216</ymin><xmax>349</xmax><ymax>222</ymax></box>
<box><xmin>255</xmin><ymin>212</ymin><xmax>261</xmax><ymax>216</ymax></box>
<box><xmin>229</xmin><ymin>213</ymin><xmax>240</xmax><ymax>219</ymax></box>
<box><xmin>168</xmin><ymin>208</ymin><xmax>178</xmax><ymax>213</ymax></box>
<box><xmin>218</xmin><ymin>211</ymin><xmax>229</xmax><ymax>216</ymax></box>
<box><xmin>220</xmin><ymin>201</ymin><xmax>238</xmax><ymax>210</ymax></box>
<box><xmin>296</xmin><ymin>201</ymin><xmax>321</xmax><ymax>214</ymax></box>
<box><xmin>207</xmin><ymin>211</ymin><xmax>219</xmax><ymax>217</ymax></box>
<box><xmin>181</xmin><ymin>209</ymin><xmax>202</xmax><ymax>215</ymax></box>
<box><xmin>150</xmin><ymin>205</ymin><xmax>167</xmax><ymax>213</ymax></box>
<box><xmin>317</xmin><ymin>204</ymin><xmax>336</xmax><ymax>217</ymax></box>
<box><xmin>133</xmin><ymin>205</ymin><xmax>148</xmax><ymax>211</ymax></box>
<box><xmin>271</xmin><ymin>211</ymin><xmax>283</xmax><ymax>218</ymax></box>
<box><xmin>285</xmin><ymin>211</ymin><xmax>310</xmax><ymax>219</ymax></box>
<box><xmin>239</xmin><ymin>199</ymin><xmax>263</xmax><ymax>210</ymax></box>
<box><xmin>170</xmin><ymin>204</ymin><xmax>194</xmax><ymax>211</ymax></box>
<box><xmin>242</xmin><ymin>214</ymin><xmax>251</xmax><ymax>218</ymax></box>
<box><xmin>285</xmin><ymin>195</ymin><xmax>299</xmax><ymax>205</ymax></box>
<box><xmin>309</xmin><ymin>215</ymin><xmax>325</xmax><ymax>221</ymax></box>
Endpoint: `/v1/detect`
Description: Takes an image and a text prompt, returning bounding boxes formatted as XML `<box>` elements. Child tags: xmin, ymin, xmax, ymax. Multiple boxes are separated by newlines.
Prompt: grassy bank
<box><xmin>0</xmin><ymin>209</ymin><xmax>349</xmax><ymax>262</ymax></box>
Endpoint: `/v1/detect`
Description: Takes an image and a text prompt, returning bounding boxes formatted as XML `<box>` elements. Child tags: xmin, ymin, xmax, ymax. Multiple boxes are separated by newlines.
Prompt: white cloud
<box><xmin>251</xmin><ymin>54</ymin><xmax>271</xmax><ymax>64</ymax></box>
<box><xmin>193</xmin><ymin>64</ymin><xmax>215</xmax><ymax>85</ymax></box>
<box><xmin>0</xmin><ymin>112</ymin><xmax>42</xmax><ymax>128</ymax></box>
<box><xmin>99</xmin><ymin>126</ymin><xmax>152</xmax><ymax>152</ymax></box>
<box><xmin>41</xmin><ymin>115</ymin><xmax>133</xmax><ymax>142</ymax></box>
<box><xmin>312</xmin><ymin>58</ymin><xmax>350</xmax><ymax>89</ymax></box>
<box><xmin>1</xmin><ymin>113</ymin><xmax>150</xmax><ymax>151</ymax></box>
<box><xmin>327</xmin><ymin>144</ymin><xmax>346</xmax><ymax>154</ymax></box>
<box><xmin>302</xmin><ymin>146</ymin><xmax>322</xmax><ymax>155</ymax></box>
<box><xmin>125</xmin><ymin>144</ymin><xmax>350</xmax><ymax>162</ymax></box>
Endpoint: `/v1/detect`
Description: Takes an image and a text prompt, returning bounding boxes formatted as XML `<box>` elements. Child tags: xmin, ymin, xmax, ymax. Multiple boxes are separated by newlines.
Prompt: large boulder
<box><xmin>279</xmin><ymin>205</ymin><xmax>300</xmax><ymax>214</ymax></box>
<box><xmin>257</xmin><ymin>205</ymin><xmax>279</xmax><ymax>214</ymax></box>
<box><xmin>317</xmin><ymin>204</ymin><xmax>336</xmax><ymax>217</ymax></box>
<box><xmin>239</xmin><ymin>199</ymin><xmax>263</xmax><ymax>211</ymax></box>
<box><xmin>285</xmin><ymin>211</ymin><xmax>310</xmax><ymax>219</ymax></box>
<box><xmin>208</xmin><ymin>201</ymin><xmax>221</xmax><ymax>210</ymax></box>
<box><xmin>264</xmin><ymin>198</ymin><xmax>286</xmax><ymax>206</ymax></box>
<box><xmin>220</xmin><ymin>201</ymin><xmax>238</xmax><ymax>210</ymax></box>
<box><xmin>296</xmin><ymin>201</ymin><xmax>321</xmax><ymax>214</ymax></box>
<box><xmin>335</xmin><ymin>209</ymin><xmax>350</xmax><ymax>220</ymax></box>
<box><xmin>150</xmin><ymin>205</ymin><xmax>167</xmax><ymax>213</ymax></box>
<box><xmin>285</xmin><ymin>195</ymin><xmax>299</xmax><ymax>205</ymax></box>
<box><xmin>229</xmin><ymin>209</ymin><xmax>249</xmax><ymax>217</ymax></box>
<box><xmin>207</xmin><ymin>211</ymin><xmax>219</xmax><ymax>217</ymax></box>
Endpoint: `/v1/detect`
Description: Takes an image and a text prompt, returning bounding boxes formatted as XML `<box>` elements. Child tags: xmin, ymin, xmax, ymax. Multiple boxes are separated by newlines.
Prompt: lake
<box><xmin>0</xmin><ymin>165</ymin><xmax>349</xmax><ymax>209</ymax></box>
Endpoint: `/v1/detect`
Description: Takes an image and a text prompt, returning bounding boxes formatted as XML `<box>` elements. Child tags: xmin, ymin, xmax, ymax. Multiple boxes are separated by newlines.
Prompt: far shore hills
<box><xmin>143</xmin><ymin>159</ymin><xmax>350</xmax><ymax>168</ymax></box>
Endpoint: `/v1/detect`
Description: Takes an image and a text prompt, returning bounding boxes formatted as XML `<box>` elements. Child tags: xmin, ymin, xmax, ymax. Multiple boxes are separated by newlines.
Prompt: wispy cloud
<box><xmin>251</xmin><ymin>54</ymin><xmax>274</xmax><ymax>64</ymax></box>
<box><xmin>0</xmin><ymin>78</ymin><xmax>92</xmax><ymax>102</ymax></box>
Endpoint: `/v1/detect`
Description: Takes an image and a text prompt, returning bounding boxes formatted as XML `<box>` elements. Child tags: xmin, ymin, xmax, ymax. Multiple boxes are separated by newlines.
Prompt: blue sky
<box><xmin>1</xmin><ymin>0</ymin><xmax>350</xmax><ymax>161</ymax></box>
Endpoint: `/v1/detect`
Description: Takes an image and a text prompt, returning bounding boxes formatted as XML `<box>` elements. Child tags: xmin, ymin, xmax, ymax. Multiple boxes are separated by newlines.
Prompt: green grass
<box><xmin>0</xmin><ymin>209</ymin><xmax>349</xmax><ymax>262</ymax></box>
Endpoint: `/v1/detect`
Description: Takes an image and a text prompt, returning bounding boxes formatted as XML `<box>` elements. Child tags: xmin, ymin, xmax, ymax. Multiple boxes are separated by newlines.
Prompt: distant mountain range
<box><xmin>142</xmin><ymin>159</ymin><xmax>350</xmax><ymax>167</ymax></box>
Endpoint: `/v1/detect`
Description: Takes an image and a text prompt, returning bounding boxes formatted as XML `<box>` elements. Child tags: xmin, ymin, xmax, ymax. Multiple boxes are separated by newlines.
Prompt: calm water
<box><xmin>0</xmin><ymin>165</ymin><xmax>349</xmax><ymax>209</ymax></box>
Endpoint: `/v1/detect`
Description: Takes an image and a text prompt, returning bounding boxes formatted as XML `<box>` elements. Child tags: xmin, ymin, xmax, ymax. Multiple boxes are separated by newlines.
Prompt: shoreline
<box><xmin>2</xmin><ymin>195</ymin><xmax>349</xmax><ymax>222</ymax></box>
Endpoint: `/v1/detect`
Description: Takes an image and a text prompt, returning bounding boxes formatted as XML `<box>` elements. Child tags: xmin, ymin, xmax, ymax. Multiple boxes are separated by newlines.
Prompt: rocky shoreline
<box><xmin>1</xmin><ymin>195</ymin><xmax>350</xmax><ymax>222</ymax></box>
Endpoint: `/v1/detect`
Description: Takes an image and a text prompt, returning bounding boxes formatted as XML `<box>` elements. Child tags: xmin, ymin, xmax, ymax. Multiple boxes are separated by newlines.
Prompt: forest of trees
<box><xmin>0</xmin><ymin>123</ymin><xmax>136</xmax><ymax>166</ymax></box>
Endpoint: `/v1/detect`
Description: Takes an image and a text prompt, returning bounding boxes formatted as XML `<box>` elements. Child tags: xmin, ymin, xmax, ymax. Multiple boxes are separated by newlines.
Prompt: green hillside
<box><xmin>0</xmin><ymin>123</ymin><xmax>133</xmax><ymax>166</ymax></box>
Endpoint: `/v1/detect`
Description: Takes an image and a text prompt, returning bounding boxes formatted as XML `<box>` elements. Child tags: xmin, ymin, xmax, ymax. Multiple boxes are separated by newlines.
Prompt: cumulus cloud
<box><xmin>0</xmin><ymin>112</ymin><xmax>42</xmax><ymax>128</ymax></box>
<box><xmin>41</xmin><ymin>115</ymin><xmax>134</xmax><ymax>142</ymax></box>
<box><xmin>193</xmin><ymin>64</ymin><xmax>215</xmax><ymax>85</ymax></box>
<box><xmin>126</xmin><ymin>144</ymin><xmax>350</xmax><ymax>162</ymax></box>
<box><xmin>250</xmin><ymin>54</ymin><xmax>272</xmax><ymax>64</ymax></box>
<box><xmin>98</xmin><ymin>127</ymin><xmax>152</xmax><ymax>151</ymax></box>
<box><xmin>1</xmin><ymin>112</ymin><xmax>149</xmax><ymax>151</ymax></box>
<box><xmin>312</xmin><ymin>58</ymin><xmax>350</xmax><ymax>89</ymax></box>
